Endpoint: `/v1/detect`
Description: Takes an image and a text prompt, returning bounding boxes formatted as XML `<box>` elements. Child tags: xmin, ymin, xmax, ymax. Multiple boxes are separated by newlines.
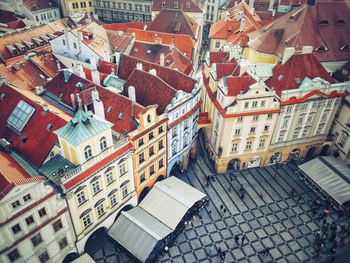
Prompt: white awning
<box><xmin>298</xmin><ymin>156</ymin><xmax>350</xmax><ymax>206</ymax></box>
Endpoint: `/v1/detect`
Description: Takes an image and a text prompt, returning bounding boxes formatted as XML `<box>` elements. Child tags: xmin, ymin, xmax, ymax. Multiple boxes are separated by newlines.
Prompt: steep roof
<box><xmin>0</xmin><ymin>84</ymin><xmax>67</xmax><ymax>167</ymax></box>
<box><xmin>248</xmin><ymin>1</ymin><xmax>350</xmax><ymax>62</ymax></box>
<box><xmin>30</xmin><ymin>52</ymin><xmax>62</xmax><ymax>78</ymax></box>
<box><xmin>224</xmin><ymin>76</ymin><xmax>256</xmax><ymax>96</ymax></box>
<box><xmin>119</xmin><ymin>54</ymin><xmax>197</xmax><ymax>94</ymax></box>
<box><xmin>106</xmin><ymin>30</ymin><xmax>134</xmax><ymax>53</ymax></box>
<box><xmin>152</xmin><ymin>0</ymin><xmax>202</xmax><ymax>12</ymax></box>
<box><xmin>54</xmin><ymin>109</ymin><xmax>112</xmax><ymax>146</ymax></box>
<box><xmin>23</xmin><ymin>0</ymin><xmax>58</xmax><ymax>11</ymax></box>
<box><xmin>103</xmin><ymin>22</ymin><xmax>148</xmax><ymax>31</ymax></box>
<box><xmin>216</xmin><ymin>62</ymin><xmax>240</xmax><ymax>79</ymax></box>
<box><xmin>124</xmin><ymin>69</ymin><xmax>177</xmax><ymax>114</ymax></box>
<box><xmin>147</xmin><ymin>9</ymin><xmax>199</xmax><ymax>39</ymax></box>
<box><xmin>265</xmin><ymin>53</ymin><xmax>336</xmax><ymax>96</ymax></box>
<box><xmin>210</xmin><ymin>51</ymin><xmax>229</xmax><ymax>65</ymax></box>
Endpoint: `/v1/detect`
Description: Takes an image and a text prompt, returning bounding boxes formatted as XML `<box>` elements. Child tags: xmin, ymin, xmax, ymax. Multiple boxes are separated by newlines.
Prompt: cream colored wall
<box><xmin>247</xmin><ymin>48</ymin><xmax>279</xmax><ymax>64</ymax></box>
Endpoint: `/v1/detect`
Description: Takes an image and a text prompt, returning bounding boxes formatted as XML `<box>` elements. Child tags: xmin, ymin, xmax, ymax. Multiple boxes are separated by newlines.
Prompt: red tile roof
<box><xmin>266</xmin><ymin>53</ymin><xmax>336</xmax><ymax>96</ymax></box>
<box><xmin>98</xmin><ymin>59</ymin><xmax>118</xmax><ymax>75</ymax></box>
<box><xmin>216</xmin><ymin>62</ymin><xmax>240</xmax><ymax>79</ymax></box>
<box><xmin>152</xmin><ymin>0</ymin><xmax>202</xmax><ymax>12</ymax></box>
<box><xmin>0</xmin><ymin>10</ymin><xmax>22</xmax><ymax>23</ymax></box>
<box><xmin>23</xmin><ymin>0</ymin><xmax>58</xmax><ymax>12</ymax></box>
<box><xmin>225</xmin><ymin>76</ymin><xmax>256</xmax><ymax>96</ymax></box>
<box><xmin>44</xmin><ymin>71</ymin><xmax>146</xmax><ymax>134</ymax></box>
<box><xmin>103</xmin><ymin>22</ymin><xmax>148</xmax><ymax>31</ymax></box>
<box><xmin>249</xmin><ymin>2</ymin><xmax>350</xmax><ymax>62</ymax></box>
<box><xmin>30</xmin><ymin>52</ymin><xmax>62</xmax><ymax>78</ymax></box>
<box><xmin>210</xmin><ymin>51</ymin><xmax>229</xmax><ymax>65</ymax></box>
<box><xmin>124</xmin><ymin>69</ymin><xmax>177</xmax><ymax>114</ymax></box>
<box><xmin>119</xmin><ymin>54</ymin><xmax>197</xmax><ymax>93</ymax></box>
<box><xmin>0</xmin><ymin>84</ymin><xmax>67</xmax><ymax>167</ymax></box>
<box><xmin>63</xmin><ymin>142</ymin><xmax>133</xmax><ymax>190</ymax></box>
<box><xmin>147</xmin><ymin>9</ymin><xmax>199</xmax><ymax>39</ymax></box>
<box><xmin>106</xmin><ymin>30</ymin><xmax>134</xmax><ymax>53</ymax></box>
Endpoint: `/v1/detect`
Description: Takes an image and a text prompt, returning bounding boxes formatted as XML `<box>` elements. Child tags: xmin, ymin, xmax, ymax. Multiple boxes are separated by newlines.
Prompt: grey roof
<box><xmin>298</xmin><ymin>156</ymin><xmax>350</xmax><ymax>205</ymax></box>
<box><xmin>39</xmin><ymin>155</ymin><xmax>75</xmax><ymax>185</ymax></box>
<box><xmin>139</xmin><ymin>176</ymin><xmax>207</xmax><ymax>230</ymax></box>
<box><xmin>108</xmin><ymin>207</ymin><xmax>172</xmax><ymax>263</ymax></box>
<box><xmin>54</xmin><ymin>110</ymin><xmax>112</xmax><ymax>146</ymax></box>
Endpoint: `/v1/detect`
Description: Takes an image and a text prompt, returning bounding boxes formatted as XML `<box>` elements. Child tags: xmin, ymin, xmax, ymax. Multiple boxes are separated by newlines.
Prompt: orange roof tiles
<box><xmin>103</xmin><ymin>22</ymin><xmax>148</xmax><ymax>31</ymax></box>
<box><xmin>225</xmin><ymin>76</ymin><xmax>256</xmax><ymax>96</ymax></box>
<box><xmin>30</xmin><ymin>53</ymin><xmax>61</xmax><ymax>78</ymax></box>
<box><xmin>106</xmin><ymin>30</ymin><xmax>134</xmax><ymax>53</ymax></box>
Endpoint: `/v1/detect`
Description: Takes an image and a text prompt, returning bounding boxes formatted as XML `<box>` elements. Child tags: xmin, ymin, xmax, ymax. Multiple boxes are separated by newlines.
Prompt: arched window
<box><xmin>100</xmin><ymin>137</ymin><xmax>107</xmax><ymax>151</ymax></box>
<box><xmin>84</xmin><ymin>145</ymin><xmax>92</xmax><ymax>160</ymax></box>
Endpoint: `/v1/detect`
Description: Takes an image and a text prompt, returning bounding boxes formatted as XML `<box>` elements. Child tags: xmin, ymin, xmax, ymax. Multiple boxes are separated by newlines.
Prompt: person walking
<box><xmin>235</xmin><ymin>235</ymin><xmax>239</xmax><ymax>244</ymax></box>
<box><xmin>241</xmin><ymin>235</ymin><xmax>246</xmax><ymax>245</ymax></box>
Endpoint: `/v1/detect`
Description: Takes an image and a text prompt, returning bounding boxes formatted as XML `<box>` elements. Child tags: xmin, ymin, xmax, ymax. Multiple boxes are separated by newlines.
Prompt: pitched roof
<box><xmin>210</xmin><ymin>51</ymin><xmax>229</xmax><ymax>65</ymax></box>
<box><xmin>152</xmin><ymin>0</ymin><xmax>202</xmax><ymax>12</ymax></box>
<box><xmin>224</xmin><ymin>76</ymin><xmax>256</xmax><ymax>96</ymax></box>
<box><xmin>249</xmin><ymin>1</ymin><xmax>350</xmax><ymax>62</ymax></box>
<box><xmin>119</xmin><ymin>54</ymin><xmax>197</xmax><ymax>94</ymax></box>
<box><xmin>43</xmin><ymin>70</ymin><xmax>146</xmax><ymax>134</ymax></box>
<box><xmin>124</xmin><ymin>69</ymin><xmax>177</xmax><ymax>114</ymax></box>
<box><xmin>0</xmin><ymin>84</ymin><xmax>67</xmax><ymax>167</ymax></box>
<box><xmin>147</xmin><ymin>9</ymin><xmax>199</xmax><ymax>39</ymax></box>
<box><xmin>216</xmin><ymin>62</ymin><xmax>240</xmax><ymax>79</ymax></box>
<box><xmin>103</xmin><ymin>22</ymin><xmax>148</xmax><ymax>31</ymax></box>
<box><xmin>30</xmin><ymin>52</ymin><xmax>62</xmax><ymax>78</ymax></box>
<box><xmin>106</xmin><ymin>30</ymin><xmax>134</xmax><ymax>53</ymax></box>
<box><xmin>265</xmin><ymin>53</ymin><xmax>336</xmax><ymax>96</ymax></box>
<box><xmin>23</xmin><ymin>0</ymin><xmax>58</xmax><ymax>11</ymax></box>
<box><xmin>0</xmin><ymin>10</ymin><xmax>22</xmax><ymax>23</ymax></box>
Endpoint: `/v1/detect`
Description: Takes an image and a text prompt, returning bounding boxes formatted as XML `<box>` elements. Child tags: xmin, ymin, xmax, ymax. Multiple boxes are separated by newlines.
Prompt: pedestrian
<box><xmin>297</xmin><ymin>193</ymin><xmax>303</xmax><ymax>202</ymax></box>
<box><xmin>223</xmin><ymin>208</ymin><xmax>227</xmax><ymax>215</ymax></box>
<box><xmin>290</xmin><ymin>187</ymin><xmax>297</xmax><ymax>196</ymax></box>
<box><xmin>217</xmin><ymin>246</ymin><xmax>221</xmax><ymax>255</ymax></box>
<box><xmin>241</xmin><ymin>235</ymin><xmax>246</xmax><ymax>245</ymax></box>
<box><xmin>259</xmin><ymin>192</ymin><xmax>264</xmax><ymax>199</ymax></box>
<box><xmin>263</xmin><ymin>247</ymin><xmax>270</xmax><ymax>256</ymax></box>
<box><xmin>241</xmin><ymin>193</ymin><xmax>245</xmax><ymax>200</ymax></box>
<box><xmin>323</xmin><ymin>207</ymin><xmax>330</xmax><ymax>218</ymax></box>
<box><xmin>235</xmin><ymin>235</ymin><xmax>239</xmax><ymax>244</ymax></box>
<box><xmin>220</xmin><ymin>204</ymin><xmax>224</xmax><ymax>210</ymax></box>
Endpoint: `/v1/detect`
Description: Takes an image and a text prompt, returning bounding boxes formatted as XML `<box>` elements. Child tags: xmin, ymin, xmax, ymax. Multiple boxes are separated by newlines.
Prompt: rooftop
<box><xmin>152</xmin><ymin>0</ymin><xmax>203</xmax><ymax>12</ymax></box>
<box><xmin>23</xmin><ymin>0</ymin><xmax>58</xmax><ymax>11</ymax></box>
<box><xmin>106</xmin><ymin>30</ymin><xmax>134</xmax><ymax>53</ymax></box>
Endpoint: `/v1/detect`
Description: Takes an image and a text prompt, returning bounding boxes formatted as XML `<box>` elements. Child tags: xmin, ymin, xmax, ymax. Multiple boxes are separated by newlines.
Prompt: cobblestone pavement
<box><xmin>89</xmin><ymin>160</ymin><xmax>350</xmax><ymax>263</ymax></box>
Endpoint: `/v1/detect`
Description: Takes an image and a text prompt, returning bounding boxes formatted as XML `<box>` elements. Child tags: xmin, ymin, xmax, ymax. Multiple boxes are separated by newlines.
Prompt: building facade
<box><xmin>60</xmin><ymin>0</ymin><xmax>94</xmax><ymax>17</ymax></box>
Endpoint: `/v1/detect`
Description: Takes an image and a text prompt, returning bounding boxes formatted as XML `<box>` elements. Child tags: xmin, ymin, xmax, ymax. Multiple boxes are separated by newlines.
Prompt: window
<box><xmin>244</xmin><ymin>102</ymin><xmax>249</xmax><ymax>109</ymax></box>
<box><xmin>92</xmin><ymin>181</ymin><xmax>101</xmax><ymax>195</ymax></box>
<box><xmin>158</xmin><ymin>140</ymin><xmax>164</xmax><ymax>150</ymax></box>
<box><xmin>158</xmin><ymin>126</ymin><xmax>164</xmax><ymax>135</ymax></box>
<box><xmin>259</xmin><ymin>138</ymin><xmax>266</xmax><ymax>148</ymax></box>
<box><xmin>286</xmin><ymin>105</ymin><xmax>293</xmax><ymax>113</ymax></box>
<box><xmin>119</xmin><ymin>162</ymin><xmax>127</xmax><ymax>176</ymax></box>
<box><xmin>76</xmin><ymin>191</ymin><xmax>86</xmax><ymax>206</ymax></box>
<box><xmin>267</xmin><ymin>113</ymin><xmax>272</xmax><ymax>119</ymax></box>
<box><xmin>261</xmin><ymin>101</ymin><xmax>265</xmax><ymax>107</ymax></box>
<box><xmin>73</xmin><ymin>42</ymin><xmax>77</xmax><ymax>49</ymax></box>
<box><xmin>82</xmin><ymin>214</ymin><xmax>91</xmax><ymax>228</ymax></box>
<box><xmin>135</xmin><ymin>135</ymin><xmax>143</xmax><ymax>147</ymax></box>
<box><xmin>297</xmin><ymin>116</ymin><xmax>304</xmax><ymax>125</ymax></box>
<box><xmin>316</xmin><ymin>124</ymin><xmax>324</xmax><ymax>135</ymax></box>
<box><xmin>31</xmin><ymin>233</ymin><xmax>43</xmax><ymax>247</ymax></box>
<box><xmin>58</xmin><ymin>237</ymin><xmax>68</xmax><ymax>250</ymax></box>
<box><xmin>174</xmin><ymin>1</ymin><xmax>178</xmax><ymax>8</ymax></box>
<box><xmin>326</xmin><ymin>99</ymin><xmax>333</xmax><ymax>107</ymax></box>
<box><xmin>84</xmin><ymin>145</ymin><xmax>93</xmax><ymax>160</ymax></box>
<box><xmin>215</xmin><ymin>41</ymin><xmax>220</xmax><ymax>48</ymax></box>
<box><xmin>307</xmin><ymin>114</ymin><xmax>313</xmax><ymax>122</ymax></box>
<box><xmin>252</xmin><ymin>115</ymin><xmax>258</xmax><ymax>121</ymax></box>
<box><xmin>302</xmin><ymin>129</ymin><xmax>308</xmax><ymax>137</ymax></box>
<box><xmin>159</xmin><ymin>158</ymin><xmax>164</xmax><ymax>169</ymax></box>
<box><xmin>252</xmin><ymin>101</ymin><xmax>258</xmax><ymax>108</ymax></box>
<box><xmin>321</xmin><ymin>112</ymin><xmax>328</xmax><ymax>121</ymax></box>
<box><xmin>25</xmin><ymin>216</ymin><xmax>35</xmax><ymax>226</ymax></box>
<box><xmin>172</xmin><ymin>128</ymin><xmax>177</xmax><ymax>137</ymax></box>
<box><xmin>235</xmin><ymin>129</ymin><xmax>240</xmax><ymax>136</ymax></box>
<box><xmin>237</xmin><ymin>116</ymin><xmax>243</xmax><ymax>123</ymax></box>
<box><xmin>106</xmin><ymin>170</ymin><xmax>114</xmax><ymax>185</ymax></box>
<box><xmin>100</xmin><ymin>137</ymin><xmax>107</xmax><ymax>151</ymax></box>
<box><xmin>39</xmin><ymin>251</ymin><xmax>49</xmax><ymax>263</ymax></box>
<box><xmin>149</xmin><ymin>132</ymin><xmax>154</xmax><ymax>141</ymax></box>
<box><xmin>302</xmin><ymin>103</ymin><xmax>308</xmax><ymax>110</ymax></box>
<box><xmin>7</xmin><ymin>100</ymin><xmax>35</xmax><ymax>132</ymax></box>
<box><xmin>89</xmin><ymin>1</ymin><xmax>92</xmax><ymax>7</ymax></box>
<box><xmin>264</xmin><ymin>125</ymin><xmax>269</xmax><ymax>132</ymax></box>
<box><xmin>23</xmin><ymin>194</ymin><xmax>31</xmax><ymax>202</ymax></box>
<box><xmin>52</xmin><ymin>219</ymin><xmax>63</xmax><ymax>232</ymax></box>
<box><xmin>161</xmin><ymin>1</ymin><xmax>166</xmax><ymax>7</ymax></box>
<box><xmin>245</xmin><ymin>140</ymin><xmax>253</xmax><ymax>151</ymax></box>
<box><xmin>38</xmin><ymin>207</ymin><xmax>47</xmax><ymax>218</ymax></box>
<box><xmin>150</xmin><ymin>165</ymin><xmax>155</xmax><ymax>176</ymax></box>
<box><xmin>282</xmin><ymin>118</ymin><xmax>289</xmax><ymax>128</ymax></box>
<box><xmin>62</xmin><ymin>39</ymin><xmax>66</xmax><ymax>46</ymax></box>
<box><xmin>122</xmin><ymin>185</ymin><xmax>128</xmax><ymax>198</ymax></box>
<box><xmin>11</xmin><ymin>224</ymin><xmax>22</xmax><ymax>235</ymax></box>
<box><xmin>139</xmin><ymin>153</ymin><xmax>145</xmax><ymax>164</ymax></box>
<box><xmin>231</xmin><ymin>142</ymin><xmax>238</xmax><ymax>152</ymax></box>
<box><xmin>293</xmin><ymin>130</ymin><xmax>300</xmax><ymax>139</ymax></box>
<box><xmin>311</xmin><ymin>102</ymin><xmax>317</xmax><ymax>109</ymax></box>
<box><xmin>96</xmin><ymin>204</ymin><xmax>105</xmax><ymax>218</ymax></box>
<box><xmin>278</xmin><ymin>131</ymin><xmax>285</xmax><ymax>142</ymax></box>
<box><xmin>11</xmin><ymin>200</ymin><xmax>20</xmax><ymax>209</ymax></box>
<box><xmin>149</xmin><ymin>146</ymin><xmax>154</xmax><ymax>157</ymax></box>
<box><xmin>250</xmin><ymin>127</ymin><xmax>256</xmax><ymax>133</ymax></box>
<box><xmin>140</xmin><ymin>171</ymin><xmax>146</xmax><ymax>184</ymax></box>
<box><xmin>7</xmin><ymin>249</ymin><xmax>21</xmax><ymax>262</ymax></box>
<box><xmin>109</xmin><ymin>194</ymin><xmax>117</xmax><ymax>207</ymax></box>
<box><xmin>339</xmin><ymin>133</ymin><xmax>348</xmax><ymax>147</ymax></box>
<box><xmin>172</xmin><ymin>143</ymin><xmax>177</xmax><ymax>155</ymax></box>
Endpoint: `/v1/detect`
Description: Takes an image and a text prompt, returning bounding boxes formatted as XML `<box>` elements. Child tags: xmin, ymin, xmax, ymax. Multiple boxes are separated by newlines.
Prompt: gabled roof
<box><xmin>106</xmin><ymin>30</ymin><xmax>134</xmax><ymax>53</ymax></box>
<box><xmin>152</xmin><ymin>0</ymin><xmax>202</xmax><ymax>12</ymax></box>
<box><xmin>224</xmin><ymin>76</ymin><xmax>256</xmax><ymax>96</ymax></box>
<box><xmin>216</xmin><ymin>62</ymin><xmax>240</xmax><ymax>79</ymax></box>
<box><xmin>265</xmin><ymin>53</ymin><xmax>336</xmax><ymax>96</ymax></box>
<box><xmin>103</xmin><ymin>22</ymin><xmax>148</xmax><ymax>31</ymax></box>
<box><xmin>249</xmin><ymin>1</ymin><xmax>350</xmax><ymax>62</ymax></box>
<box><xmin>119</xmin><ymin>54</ymin><xmax>197</xmax><ymax>94</ymax></box>
<box><xmin>0</xmin><ymin>84</ymin><xmax>67</xmax><ymax>168</ymax></box>
<box><xmin>30</xmin><ymin>52</ymin><xmax>62</xmax><ymax>78</ymax></box>
<box><xmin>147</xmin><ymin>9</ymin><xmax>199</xmax><ymax>39</ymax></box>
<box><xmin>124</xmin><ymin>69</ymin><xmax>177</xmax><ymax>114</ymax></box>
<box><xmin>23</xmin><ymin>0</ymin><xmax>58</xmax><ymax>11</ymax></box>
<box><xmin>0</xmin><ymin>151</ymin><xmax>46</xmax><ymax>200</ymax></box>
<box><xmin>210</xmin><ymin>51</ymin><xmax>229</xmax><ymax>65</ymax></box>
<box><xmin>43</xmin><ymin>70</ymin><xmax>146</xmax><ymax>134</ymax></box>
<box><xmin>54</xmin><ymin>109</ymin><xmax>112</xmax><ymax>146</ymax></box>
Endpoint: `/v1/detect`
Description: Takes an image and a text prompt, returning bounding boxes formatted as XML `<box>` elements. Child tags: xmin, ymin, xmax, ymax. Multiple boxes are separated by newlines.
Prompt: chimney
<box><xmin>91</xmin><ymin>69</ymin><xmax>100</xmax><ymax>85</ymax></box>
<box><xmin>149</xmin><ymin>69</ymin><xmax>157</xmax><ymax>76</ymax></box>
<box><xmin>272</xmin><ymin>9</ymin><xmax>276</xmax><ymax>17</ymax></box>
<box><xmin>282</xmin><ymin>47</ymin><xmax>295</xmax><ymax>64</ymax></box>
<box><xmin>70</xmin><ymin>93</ymin><xmax>76</xmax><ymax>108</ymax></box>
<box><xmin>240</xmin><ymin>18</ymin><xmax>246</xmax><ymax>32</ymax></box>
<box><xmin>268</xmin><ymin>0</ymin><xmax>274</xmax><ymax>11</ymax></box>
<box><xmin>136</xmin><ymin>62</ymin><xmax>143</xmax><ymax>71</ymax></box>
<box><xmin>160</xmin><ymin>53</ymin><xmax>165</xmax><ymax>66</ymax></box>
<box><xmin>307</xmin><ymin>0</ymin><xmax>315</xmax><ymax>6</ymax></box>
<box><xmin>92</xmin><ymin>87</ymin><xmax>105</xmax><ymax>120</ymax></box>
<box><xmin>76</xmin><ymin>94</ymin><xmax>82</xmax><ymax>110</ymax></box>
<box><xmin>249</xmin><ymin>0</ymin><xmax>254</xmax><ymax>12</ymax></box>
<box><xmin>74</xmin><ymin>64</ymin><xmax>86</xmax><ymax>78</ymax></box>
<box><xmin>103</xmin><ymin>50</ymin><xmax>110</xmax><ymax>62</ymax></box>
<box><xmin>63</xmin><ymin>69</ymin><xmax>73</xmax><ymax>83</ymax></box>
<box><xmin>77</xmin><ymin>31</ymin><xmax>83</xmax><ymax>53</ymax></box>
<box><xmin>90</xmin><ymin>55</ymin><xmax>97</xmax><ymax>70</ymax></box>
<box><xmin>56</xmin><ymin>60</ymin><xmax>61</xmax><ymax>70</ymax></box>
<box><xmin>128</xmin><ymin>86</ymin><xmax>136</xmax><ymax>118</ymax></box>
<box><xmin>42</xmin><ymin>104</ymin><xmax>49</xmax><ymax>112</ymax></box>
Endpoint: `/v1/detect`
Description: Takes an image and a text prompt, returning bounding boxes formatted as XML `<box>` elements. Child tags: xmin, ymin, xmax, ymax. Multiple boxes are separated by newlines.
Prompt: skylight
<box><xmin>7</xmin><ymin>100</ymin><xmax>35</xmax><ymax>132</ymax></box>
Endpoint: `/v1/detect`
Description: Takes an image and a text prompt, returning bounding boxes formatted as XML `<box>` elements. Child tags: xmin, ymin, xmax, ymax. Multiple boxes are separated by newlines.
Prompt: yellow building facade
<box><xmin>60</xmin><ymin>0</ymin><xmax>94</xmax><ymax>16</ymax></box>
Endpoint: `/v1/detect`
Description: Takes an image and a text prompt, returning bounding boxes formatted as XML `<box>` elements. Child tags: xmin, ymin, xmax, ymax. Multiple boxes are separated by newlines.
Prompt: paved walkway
<box><xmin>89</xmin><ymin>160</ymin><xmax>350</xmax><ymax>263</ymax></box>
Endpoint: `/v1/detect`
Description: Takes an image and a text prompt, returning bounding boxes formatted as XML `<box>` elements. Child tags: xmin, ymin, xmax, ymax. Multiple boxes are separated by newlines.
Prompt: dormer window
<box><xmin>319</xmin><ymin>20</ymin><xmax>328</xmax><ymax>26</ymax></box>
<box><xmin>161</xmin><ymin>1</ymin><xmax>166</xmax><ymax>7</ymax></box>
<box><xmin>336</xmin><ymin>19</ymin><xmax>345</xmax><ymax>26</ymax></box>
<box><xmin>100</xmin><ymin>137</ymin><xmax>107</xmax><ymax>151</ymax></box>
<box><xmin>341</xmin><ymin>44</ymin><xmax>350</xmax><ymax>51</ymax></box>
<box><xmin>84</xmin><ymin>145</ymin><xmax>93</xmax><ymax>160</ymax></box>
<box><xmin>174</xmin><ymin>1</ymin><xmax>178</xmax><ymax>8</ymax></box>
<box><xmin>186</xmin><ymin>2</ymin><xmax>190</xmax><ymax>8</ymax></box>
<box><xmin>315</xmin><ymin>45</ymin><xmax>328</xmax><ymax>51</ymax></box>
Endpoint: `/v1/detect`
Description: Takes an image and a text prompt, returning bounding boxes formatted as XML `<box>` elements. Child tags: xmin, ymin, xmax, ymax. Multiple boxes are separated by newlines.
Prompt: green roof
<box><xmin>54</xmin><ymin>110</ymin><xmax>112</xmax><ymax>146</ymax></box>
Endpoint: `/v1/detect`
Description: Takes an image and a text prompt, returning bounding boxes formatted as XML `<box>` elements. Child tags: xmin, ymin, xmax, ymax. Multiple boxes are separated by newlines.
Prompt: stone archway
<box><xmin>320</xmin><ymin>145</ymin><xmax>330</xmax><ymax>156</ymax></box>
<box><xmin>62</xmin><ymin>252</ymin><xmax>79</xmax><ymax>263</ymax></box>
<box><xmin>139</xmin><ymin>187</ymin><xmax>151</xmax><ymax>203</ymax></box>
<box><xmin>270</xmin><ymin>152</ymin><xmax>282</xmax><ymax>164</ymax></box>
<box><xmin>228</xmin><ymin>159</ymin><xmax>241</xmax><ymax>171</ymax></box>
<box><xmin>289</xmin><ymin>149</ymin><xmax>300</xmax><ymax>161</ymax></box>
<box><xmin>305</xmin><ymin>146</ymin><xmax>317</xmax><ymax>161</ymax></box>
<box><xmin>84</xmin><ymin>227</ymin><xmax>108</xmax><ymax>255</ymax></box>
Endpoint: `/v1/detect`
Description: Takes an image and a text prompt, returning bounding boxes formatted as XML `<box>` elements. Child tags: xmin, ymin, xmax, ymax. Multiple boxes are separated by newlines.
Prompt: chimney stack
<box><xmin>239</xmin><ymin>18</ymin><xmax>246</xmax><ymax>32</ymax></box>
<box><xmin>249</xmin><ymin>0</ymin><xmax>254</xmax><ymax>12</ymax></box>
<box><xmin>160</xmin><ymin>53</ymin><xmax>165</xmax><ymax>66</ymax></box>
<box><xmin>70</xmin><ymin>94</ymin><xmax>76</xmax><ymax>109</ymax></box>
<box><xmin>76</xmin><ymin>94</ymin><xmax>82</xmax><ymax>110</ymax></box>
<box><xmin>91</xmin><ymin>69</ymin><xmax>100</xmax><ymax>85</ymax></box>
<box><xmin>268</xmin><ymin>0</ymin><xmax>274</xmax><ymax>11</ymax></box>
<box><xmin>90</xmin><ymin>55</ymin><xmax>97</xmax><ymax>70</ymax></box>
<box><xmin>128</xmin><ymin>86</ymin><xmax>136</xmax><ymax>118</ymax></box>
<box><xmin>92</xmin><ymin>87</ymin><xmax>105</xmax><ymax>120</ymax></box>
<box><xmin>136</xmin><ymin>62</ymin><xmax>143</xmax><ymax>71</ymax></box>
